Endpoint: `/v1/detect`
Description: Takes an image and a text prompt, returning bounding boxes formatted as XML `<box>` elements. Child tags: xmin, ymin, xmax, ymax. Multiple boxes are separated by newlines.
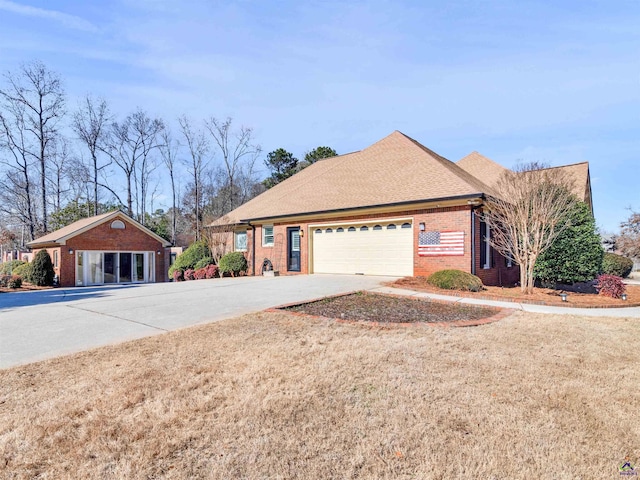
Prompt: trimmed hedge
<box><xmin>12</xmin><ymin>262</ymin><xmax>31</xmax><ymax>281</ymax></box>
<box><xmin>168</xmin><ymin>241</ymin><xmax>211</xmax><ymax>278</ymax></box>
<box><xmin>194</xmin><ymin>257</ymin><xmax>214</xmax><ymax>270</ymax></box>
<box><xmin>601</xmin><ymin>253</ymin><xmax>633</xmax><ymax>278</ymax></box>
<box><xmin>219</xmin><ymin>252</ymin><xmax>248</xmax><ymax>277</ymax></box>
<box><xmin>427</xmin><ymin>269</ymin><xmax>484</xmax><ymax>292</ymax></box>
<box><xmin>7</xmin><ymin>275</ymin><xmax>22</xmax><ymax>289</ymax></box>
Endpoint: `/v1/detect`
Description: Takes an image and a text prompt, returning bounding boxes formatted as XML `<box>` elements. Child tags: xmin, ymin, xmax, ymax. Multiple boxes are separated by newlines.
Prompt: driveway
<box><xmin>0</xmin><ymin>275</ymin><xmax>391</xmax><ymax>369</ymax></box>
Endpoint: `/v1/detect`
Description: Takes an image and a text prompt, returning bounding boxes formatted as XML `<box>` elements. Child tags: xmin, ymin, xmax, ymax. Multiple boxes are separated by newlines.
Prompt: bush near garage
<box><xmin>205</xmin><ymin>264</ymin><xmax>219</xmax><ymax>279</ymax></box>
<box><xmin>427</xmin><ymin>269</ymin><xmax>484</xmax><ymax>292</ymax></box>
<box><xmin>172</xmin><ymin>269</ymin><xmax>184</xmax><ymax>282</ymax></box>
<box><xmin>168</xmin><ymin>241</ymin><xmax>211</xmax><ymax>278</ymax></box>
<box><xmin>601</xmin><ymin>253</ymin><xmax>634</xmax><ymax>278</ymax></box>
<box><xmin>30</xmin><ymin>250</ymin><xmax>55</xmax><ymax>286</ymax></box>
<box><xmin>0</xmin><ymin>260</ymin><xmax>26</xmax><ymax>275</ymax></box>
<box><xmin>218</xmin><ymin>252</ymin><xmax>248</xmax><ymax>277</ymax></box>
<box><xmin>11</xmin><ymin>262</ymin><xmax>32</xmax><ymax>282</ymax></box>
<box><xmin>184</xmin><ymin>269</ymin><xmax>196</xmax><ymax>281</ymax></box>
<box><xmin>7</xmin><ymin>275</ymin><xmax>22</xmax><ymax>289</ymax></box>
<box><xmin>595</xmin><ymin>274</ymin><xmax>626</xmax><ymax>298</ymax></box>
<box><xmin>194</xmin><ymin>257</ymin><xmax>214</xmax><ymax>270</ymax></box>
<box><xmin>194</xmin><ymin>268</ymin><xmax>207</xmax><ymax>280</ymax></box>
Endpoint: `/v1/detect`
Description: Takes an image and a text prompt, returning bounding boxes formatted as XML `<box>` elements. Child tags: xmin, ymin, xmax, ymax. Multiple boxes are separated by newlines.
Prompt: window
<box><xmin>262</xmin><ymin>225</ymin><xmax>274</xmax><ymax>246</ymax></box>
<box><xmin>387</xmin><ymin>224</ymin><xmax>396</xmax><ymax>230</ymax></box>
<box><xmin>480</xmin><ymin>221</ymin><xmax>491</xmax><ymax>269</ymax></box>
<box><xmin>360</xmin><ymin>226</ymin><xmax>369</xmax><ymax>231</ymax></box>
<box><xmin>401</xmin><ymin>223</ymin><xmax>411</xmax><ymax>229</ymax></box>
<box><xmin>348</xmin><ymin>226</ymin><xmax>356</xmax><ymax>232</ymax></box>
<box><xmin>111</xmin><ymin>220</ymin><xmax>125</xmax><ymax>229</ymax></box>
<box><xmin>326</xmin><ymin>228</ymin><xmax>333</xmax><ymax>233</ymax></box>
<box><xmin>315</xmin><ymin>229</ymin><xmax>322</xmax><ymax>234</ymax></box>
<box><xmin>53</xmin><ymin>250</ymin><xmax>58</xmax><ymax>268</ymax></box>
<box><xmin>336</xmin><ymin>227</ymin><xmax>344</xmax><ymax>232</ymax></box>
<box><xmin>373</xmin><ymin>225</ymin><xmax>382</xmax><ymax>230</ymax></box>
<box><xmin>235</xmin><ymin>231</ymin><xmax>247</xmax><ymax>251</ymax></box>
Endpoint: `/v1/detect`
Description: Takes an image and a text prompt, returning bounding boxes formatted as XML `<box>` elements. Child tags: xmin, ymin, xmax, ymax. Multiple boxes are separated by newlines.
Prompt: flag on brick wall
<box><xmin>418</xmin><ymin>231</ymin><xmax>464</xmax><ymax>256</ymax></box>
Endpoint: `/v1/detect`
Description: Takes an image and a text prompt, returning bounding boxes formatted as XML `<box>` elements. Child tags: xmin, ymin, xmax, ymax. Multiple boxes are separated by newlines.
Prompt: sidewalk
<box><xmin>371</xmin><ymin>286</ymin><xmax>640</xmax><ymax>318</ymax></box>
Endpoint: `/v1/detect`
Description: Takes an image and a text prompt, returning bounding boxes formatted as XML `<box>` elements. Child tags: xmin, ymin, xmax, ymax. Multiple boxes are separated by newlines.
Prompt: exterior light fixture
<box><xmin>299</xmin><ymin>230</ymin><xmax>304</xmax><ymax>237</ymax></box>
<box><xmin>560</xmin><ymin>293</ymin><xmax>568</xmax><ymax>302</ymax></box>
<box><xmin>419</xmin><ymin>223</ymin><xmax>425</xmax><ymax>231</ymax></box>
<box><xmin>621</xmin><ymin>293</ymin><xmax>628</xmax><ymax>301</ymax></box>
<box><xmin>68</xmin><ymin>249</ymin><xmax>74</xmax><ymax>254</ymax></box>
<box><xmin>157</xmin><ymin>251</ymin><xmax>161</xmax><ymax>255</ymax></box>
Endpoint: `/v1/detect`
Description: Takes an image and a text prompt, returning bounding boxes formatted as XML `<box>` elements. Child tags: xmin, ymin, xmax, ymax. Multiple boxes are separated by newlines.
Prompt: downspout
<box><xmin>248</xmin><ymin>221</ymin><xmax>256</xmax><ymax>276</ymax></box>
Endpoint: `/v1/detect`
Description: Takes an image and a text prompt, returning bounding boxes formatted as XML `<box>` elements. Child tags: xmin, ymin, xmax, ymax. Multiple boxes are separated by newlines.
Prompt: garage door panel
<box><xmin>312</xmin><ymin>222</ymin><xmax>413</xmax><ymax>276</ymax></box>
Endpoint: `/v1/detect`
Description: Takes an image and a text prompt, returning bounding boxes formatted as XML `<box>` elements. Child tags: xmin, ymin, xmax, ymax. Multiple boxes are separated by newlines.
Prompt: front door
<box><xmin>119</xmin><ymin>253</ymin><xmax>132</xmax><ymax>283</ymax></box>
<box><xmin>287</xmin><ymin>227</ymin><xmax>301</xmax><ymax>272</ymax></box>
<box><xmin>104</xmin><ymin>253</ymin><xmax>117</xmax><ymax>283</ymax></box>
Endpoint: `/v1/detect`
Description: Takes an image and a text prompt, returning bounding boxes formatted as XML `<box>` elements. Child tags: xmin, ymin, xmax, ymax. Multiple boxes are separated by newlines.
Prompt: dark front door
<box><xmin>119</xmin><ymin>253</ymin><xmax>132</xmax><ymax>283</ymax></box>
<box><xmin>287</xmin><ymin>227</ymin><xmax>301</xmax><ymax>272</ymax></box>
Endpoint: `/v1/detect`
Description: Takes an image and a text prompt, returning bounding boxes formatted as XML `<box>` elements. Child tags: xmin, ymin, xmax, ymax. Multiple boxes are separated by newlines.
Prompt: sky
<box><xmin>0</xmin><ymin>0</ymin><xmax>638</xmax><ymax>232</ymax></box>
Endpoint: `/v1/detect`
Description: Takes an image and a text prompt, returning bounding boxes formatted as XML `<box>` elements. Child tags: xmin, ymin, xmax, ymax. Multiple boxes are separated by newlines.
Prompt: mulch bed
<box><xmin>280</xmin><ymin>291</ymin><xmax>504</xmax><ymax>326</ymax></box>
<box><xmin>391</xmin><ymin>277</ymin><xmax>640</xmax><ymax>308</ymax></box>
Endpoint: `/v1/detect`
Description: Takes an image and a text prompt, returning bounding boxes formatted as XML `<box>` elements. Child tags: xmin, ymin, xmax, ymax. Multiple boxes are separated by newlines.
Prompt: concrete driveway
<box><xmin>0</xmin><ymin>275</ymin><xmax>391</xmax><ymax>369</ymax></box>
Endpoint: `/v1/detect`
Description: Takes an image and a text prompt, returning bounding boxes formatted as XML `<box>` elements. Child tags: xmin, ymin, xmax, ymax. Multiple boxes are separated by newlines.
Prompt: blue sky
<box><xmin>0</xmin><ymin>0</ymin><xmax>638</xmax><ymax>232</ymax></box>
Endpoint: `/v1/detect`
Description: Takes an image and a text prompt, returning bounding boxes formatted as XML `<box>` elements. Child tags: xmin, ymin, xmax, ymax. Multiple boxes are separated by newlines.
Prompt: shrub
<box><xmin>0</xmin><ymin>274</ymin><xmax>10</xmax><ymax>287</ymax></box>
<box><xmin>168</xmin><ymin>241</ymin><xmax>211</xmax><ymax>278</ymax></box>
<box><xmin>7</xmin><ymin>275</ymin><xmax>22</xmax><ymax>289</ymax></box>
<box><xmin>601</xmin><ymin>253</ymin><xmax>634</xmax><ymax>278</ymax></box>
<box><xmin>30</xmin><ymin>250</ymin><xmax>55</xmax><ymax>286</ymax></box>
<box><xmin>0</xmin><ymin>260</ymin><xmax>26</xmax><ymax>275</ymax></box>
<box><xmin>218</xmin><ymin>252</ymin><xmax>248</xmax><ymax>277</ymax></box>
<box><xmin>205</xmin><ymin>264</ymin><xmax>219</xmax><ymax>279</ymax></box>
<box><xmin>427</xmin><ymin>269</ymin><xmax>484</xmax><ymax>292</ymax></box>
<box><xmin>194</xmin><ymin>267</ymin><xmax>207</xmax><ymax>280</ymax></box>
<box><xmin>184</xmin><ymin>269</ymin><xmax>196</xmax><ymax>281</ymax></box>
<box><xmin>12</xmin><ymin>262</ymin><xmax>31</xmax><ymax>282</ymax></box>
<box><xmin>595</xmin><ymin>274</ymin><xmax>626</xmax><ymax>298</ymax></box>
<box><xmin>172</xmin><ymin>269</ymin><xmax>184</xmax><ymax>282</ymax></box>
<box><xmin>194</xmin><ymin>257</ymin><xmax>214</xmax><ymax>270</ymax></box>
<box><xmin>534</xmin><ymin>201</ymin><xmax>603</xmax><ymax>284</ymax></box>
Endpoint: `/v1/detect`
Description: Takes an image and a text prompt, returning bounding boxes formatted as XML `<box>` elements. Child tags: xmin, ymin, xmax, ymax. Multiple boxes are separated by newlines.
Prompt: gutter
<box><xmin>247</xmin><ymin>221</ymin><xmax>256</xmax><ymax>276</ymax></box>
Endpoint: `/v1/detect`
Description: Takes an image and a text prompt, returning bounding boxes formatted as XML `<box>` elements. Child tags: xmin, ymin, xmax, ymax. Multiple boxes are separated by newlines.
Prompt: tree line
<box><xmin>0</xmin><ymin>61</ymin><xmax>337</xmax><ymax>248</ymax></box>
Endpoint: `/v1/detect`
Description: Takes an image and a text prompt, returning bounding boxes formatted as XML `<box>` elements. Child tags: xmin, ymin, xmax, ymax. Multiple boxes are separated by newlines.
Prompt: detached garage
<box><xmin>311</xmin><ymin>219</ymin><xmax>413</xmax><ymax>276</ymax></box>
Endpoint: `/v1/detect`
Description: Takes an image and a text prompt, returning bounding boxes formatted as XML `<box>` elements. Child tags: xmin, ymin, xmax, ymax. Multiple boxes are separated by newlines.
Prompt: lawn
<box><xmin>1</xmin><ymin>310</ymin><xmax>638</xmax><ymax>479</ymax></box>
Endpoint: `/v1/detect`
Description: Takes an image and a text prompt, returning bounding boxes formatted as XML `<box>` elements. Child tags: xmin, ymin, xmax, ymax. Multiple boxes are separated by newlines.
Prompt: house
<box><xmin>210</xmin><ymin>131</ymin><xmax>592</xmax><ymax>286</ymax></box>
<box><xmin>26</xmin><ymin>210</ymin><xmax>171</xmax><ymax>287</ymax></box>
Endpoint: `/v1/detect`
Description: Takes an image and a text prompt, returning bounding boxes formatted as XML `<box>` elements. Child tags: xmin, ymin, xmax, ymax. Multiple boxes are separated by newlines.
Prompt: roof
<box><xmin>458</xmin><ymin>153</ymin><xmax>591</xmax><ymax>204</ymax></box>
<box><xmin>457</xmin><ymin>151</ymin><xmax>508</xmax><ymax>188</ymax></box>
<box><xmin>212</xmin><ymin>131</ymin><xmax>495</xmax><ymax>225</ymax></box>
<box><xmin>27</xmin><ymin>210</ymin><xmax>171</xmax><ymax>248</ymax></box>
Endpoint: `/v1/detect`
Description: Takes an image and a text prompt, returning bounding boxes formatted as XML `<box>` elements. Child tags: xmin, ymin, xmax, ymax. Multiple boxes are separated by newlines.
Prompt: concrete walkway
<box><xmin>372</xmin><ymin>286</ymin><xmax>640</xmax><ymax>317</ymax></box>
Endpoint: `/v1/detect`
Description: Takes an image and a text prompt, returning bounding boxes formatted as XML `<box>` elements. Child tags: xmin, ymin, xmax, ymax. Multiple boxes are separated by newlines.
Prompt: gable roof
<box><xmin>213</xmin><ymin>131</ymin><xmax>495</xmax><ymax>225</ymax></box>
<box><xmin>26</xmin><ymin>210</ymin><xmax>171</xmax><ymax>248</ymax></box>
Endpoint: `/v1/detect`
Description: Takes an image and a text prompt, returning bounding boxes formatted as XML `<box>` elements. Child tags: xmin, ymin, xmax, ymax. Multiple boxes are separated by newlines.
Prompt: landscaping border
<box><xmin>267</xmin><ymin>291</ymin><xmax>514</xmax><ymax>328</ymax></box>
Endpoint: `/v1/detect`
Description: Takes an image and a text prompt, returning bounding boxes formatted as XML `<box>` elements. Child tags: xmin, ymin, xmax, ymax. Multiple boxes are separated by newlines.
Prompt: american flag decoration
<box><xmin>418</xmin><ymin>231</ymin><xmax>464</xmax><ymax>256</ymax></box>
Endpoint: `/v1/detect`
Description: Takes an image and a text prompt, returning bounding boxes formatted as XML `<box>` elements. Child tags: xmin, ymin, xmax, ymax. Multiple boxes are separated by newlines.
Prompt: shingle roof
<box><xmin>457</xmin><ymin>151</ymin><xmax>508</xmax><ymax>188</ymax></box>
<box><xmin>27</xmin><ymin>210</ymin><xmax>171</xmax><ymax>248</ymax></box>
<box><xmin>541</xmin><ymin>162</ymin><xmax>592</xmax><ymax>204</ymax></box>
<box><xmin>213</xmin><ymin>131</ymin><xmax>495</xmax><ymax>225</ymax></box>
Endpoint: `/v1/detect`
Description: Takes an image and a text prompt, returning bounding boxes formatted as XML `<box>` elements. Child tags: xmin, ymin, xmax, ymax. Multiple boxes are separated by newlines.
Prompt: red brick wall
<box><xmin>236</xmin><ymin>206</ymin><xmax>519</xmax><ymax>286</ymax></box>
<box><xmin>58</xmin><ymin>218</ymin><xmax>166</xmax><ymax>287</ymax></box>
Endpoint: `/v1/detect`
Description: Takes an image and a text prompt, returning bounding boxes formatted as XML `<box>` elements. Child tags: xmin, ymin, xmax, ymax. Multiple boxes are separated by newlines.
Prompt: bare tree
<box><xmin>73</xmin><ymin>95</ymin><xmax>110</xmax><ymax>216</ymax></box>
<box><xmin>0</xmin><ymin>61</ymin><xmax>65</xmax><ymax>233</ymax></box>
<box><xmin>616</xmin><ymin>210</ymin><xmax>640</xmax><ymax>260</ymax></box>
<box><xmin>102</xmin><ymin>109</ymin><xmax>163</xmax><ymax>219</ymax></box>
<box><xmin>204</xmin><ymin>117</ymin><xmax>261</xmax><ymax>213</ymax></box>
<box><xmin>47</xmin><ymin>137</ymin><xmax>72</xmax><ymax>213</ymax></box>
<box><xmin>203</xmin><ymin>217</ymin><xmax>233</xmax><ymax>264</ymax></box>
<box><xmin>179</xmin><ymin>115</ymin><xmax>209</xmax><ymax>240</ymax></box>
<box><xmin>482</xmin><ymin>162</ymin><xmax>577</xmax><ymax>294</ymax></box>
<box><xmin>159</xmin><ymin>128</ymin><xmax>180</xmax><ymax>245</ymax></box>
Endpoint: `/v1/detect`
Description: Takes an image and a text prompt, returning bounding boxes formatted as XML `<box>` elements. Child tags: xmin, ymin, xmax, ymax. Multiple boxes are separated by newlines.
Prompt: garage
<box><xmin>311</xmin><ymin>219</ymin><xmax>413</xmax><ymax>276</ymax></box>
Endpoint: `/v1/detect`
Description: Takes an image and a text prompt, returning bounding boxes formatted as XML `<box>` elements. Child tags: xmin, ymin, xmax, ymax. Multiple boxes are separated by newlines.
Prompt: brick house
<box><xmin>210</xmin><ymin>131</ymin><xmax>592</xmax><ymax>286</ymax></box>
<box><xmin>26</xmin><ymin>210</ymin><xmax>170</xmax><ymax>287</ymax></box>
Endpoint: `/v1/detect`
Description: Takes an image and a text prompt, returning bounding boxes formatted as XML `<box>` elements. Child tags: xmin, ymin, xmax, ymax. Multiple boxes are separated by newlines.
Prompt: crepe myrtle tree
<box><xmin>482</xmin><ymin>162</ymin><xmax>578</xmax><ymax>294</ymax></box>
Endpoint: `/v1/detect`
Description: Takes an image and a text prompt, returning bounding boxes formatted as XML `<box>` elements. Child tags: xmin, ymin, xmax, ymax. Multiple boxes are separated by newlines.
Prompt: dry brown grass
<box><xmin>1</xmin><ymin>310</ymin><xmax>639</xmax><ymax>479</ymax></box>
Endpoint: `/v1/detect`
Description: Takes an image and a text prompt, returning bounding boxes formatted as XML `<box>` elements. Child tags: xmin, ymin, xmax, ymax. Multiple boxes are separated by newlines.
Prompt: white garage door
<box><xmin>312</xmin><ymin>220</ymin><xmax>413</xmax><ymax>276</ymax></box>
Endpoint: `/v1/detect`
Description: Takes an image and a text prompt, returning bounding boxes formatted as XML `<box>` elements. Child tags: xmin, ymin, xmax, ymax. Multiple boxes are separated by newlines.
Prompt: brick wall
<box><xmin>58</xmin><ymin>218</ymin><xmax>166</xmax><ymax>287</ymax></box>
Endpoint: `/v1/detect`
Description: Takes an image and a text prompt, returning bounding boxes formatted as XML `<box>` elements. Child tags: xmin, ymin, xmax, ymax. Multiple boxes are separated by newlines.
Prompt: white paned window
<box><xmin>235</xmin><ymin>231</ymin><xmax>248</xmax><ymax>251</ymax></box>
<box><xmin>263</xmin><ymin>225</ymin><xmax>274</xmax><ymax>246</ymax></box>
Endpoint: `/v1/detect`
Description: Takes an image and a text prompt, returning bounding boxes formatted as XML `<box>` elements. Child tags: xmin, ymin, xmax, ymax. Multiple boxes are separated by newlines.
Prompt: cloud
<box><xmin>0</xmin><ymin>0</ymin><xmax>98</xmax><ymax>32</ymax></box>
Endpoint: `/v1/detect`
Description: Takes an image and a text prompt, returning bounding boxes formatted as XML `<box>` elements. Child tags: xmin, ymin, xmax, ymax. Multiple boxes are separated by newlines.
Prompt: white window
<box><xmin>111</xmin><ymin>220</ymin><xmax>125</xmax><ymax>229</ymax></box>
<box><xmin>262</xmin><ymin>225</ymin><xmax>274</xmax><ymax>246</ymax></box>
<box><xmin>235</xmin><ymin>231</ymin><xmax>247</xmax><ymax>251</ymax></box>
